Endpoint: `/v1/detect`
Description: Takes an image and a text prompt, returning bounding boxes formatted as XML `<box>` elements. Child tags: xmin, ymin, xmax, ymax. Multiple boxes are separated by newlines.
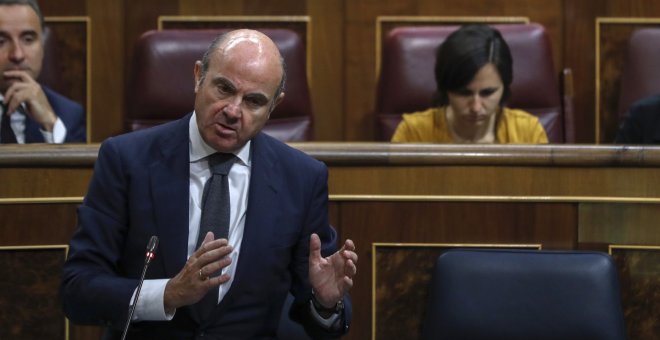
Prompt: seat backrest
<box><xmin>38</xmin><ymin>26</ymin><xmax>60</xmax><ymax>90</ymax></box>
<box><xmin>617</xmin><ymin>28</ymin><xmax>660</xmax><ymax>119</ymax></box>
<box><xmin>127</xmin><ymin>29</ymin><xmax>313</xmax><ymax>141</ymax></box>
<box><xmin>376</xmin><ymin>23</ymin><xmax>568</xmax><ymax>143</ymax></box>
<box><xmin>421</xmin><ymin>249</ymin><xmax>627</xmax><ymax>340</ymax></box>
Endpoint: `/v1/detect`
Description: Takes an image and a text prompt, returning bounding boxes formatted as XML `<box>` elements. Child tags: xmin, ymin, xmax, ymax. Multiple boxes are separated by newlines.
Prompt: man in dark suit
<box><xmin>615</xmin><ymin>94</ymin><xmax>660</xmax><ymax>144</ymax></box>
<box><xmin>61</xmin><ymin>29</ymin><xmax>357</xmax><ymax>339</ymax></box>
<box><xmin>0</xmin><ymin>0</ymin><xmax>85</xmax><ymax>144</ymax></box>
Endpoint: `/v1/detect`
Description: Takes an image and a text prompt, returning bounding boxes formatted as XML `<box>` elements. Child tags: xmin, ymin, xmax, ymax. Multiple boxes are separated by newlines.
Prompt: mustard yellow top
<box><xmin>391</xmin><ymin>107</ymin><xmax>549</xmax><ymax>144</ymax></box>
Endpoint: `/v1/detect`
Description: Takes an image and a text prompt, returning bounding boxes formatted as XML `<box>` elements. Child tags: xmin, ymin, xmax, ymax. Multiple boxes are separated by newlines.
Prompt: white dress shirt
<box><xmin>132</xmin><ymin>112</ymin><xmax>251</xmax><ymax>320</ymax></box>
<box><xmin>0</xmin><ymin>95</ymin><xmax>66</xmax><ymax>143</ymax></box>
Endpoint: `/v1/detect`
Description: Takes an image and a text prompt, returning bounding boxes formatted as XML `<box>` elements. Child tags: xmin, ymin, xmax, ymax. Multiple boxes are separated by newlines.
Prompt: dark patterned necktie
<box><xmin>1</xmin><ymin>102</ymin><xmax>17</xmax><ymax>144</ymax></box>
<box><xmin>194</xmin><ymin>152</ymin><xmax>236</xmax><ymax>320</ymax></box>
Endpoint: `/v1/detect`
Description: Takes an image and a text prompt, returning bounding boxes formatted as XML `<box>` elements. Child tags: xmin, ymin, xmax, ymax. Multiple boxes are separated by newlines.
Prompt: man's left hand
<box><xmin>308</xmin><ymin>233</ymin><xmax>358</xmax><ymax>308</ymax></box>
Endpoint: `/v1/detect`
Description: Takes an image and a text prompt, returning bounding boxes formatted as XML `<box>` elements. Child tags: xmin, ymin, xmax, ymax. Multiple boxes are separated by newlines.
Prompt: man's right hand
<box><xmin>163</xmin><ymin>232</ymin><xmax>233</xmax><ymax>313</ymax></box>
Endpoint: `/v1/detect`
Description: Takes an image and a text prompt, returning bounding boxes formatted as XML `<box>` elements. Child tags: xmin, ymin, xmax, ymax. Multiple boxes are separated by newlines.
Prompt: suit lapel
<box><xmin>149</xmin><ymin>115</ymin><xmax>191</xmax><ymax>277</ymax></box>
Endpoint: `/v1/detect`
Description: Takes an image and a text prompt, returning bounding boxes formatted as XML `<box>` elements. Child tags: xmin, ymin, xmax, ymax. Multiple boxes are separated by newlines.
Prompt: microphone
<box><xmin>120</xmin><ymin>236</ymin><xmax>159</xmax><ymax>340</ymax></box>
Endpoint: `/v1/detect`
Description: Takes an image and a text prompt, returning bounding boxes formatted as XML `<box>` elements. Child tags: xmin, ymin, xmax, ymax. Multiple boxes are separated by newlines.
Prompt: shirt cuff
<box><xmin>40</xmin><ymin>117</ymin><xmax>66</xmax><ymax>143</ymax></box>
<box><xmin>308</xmin><ymin>299</ymin><xmax>341</xmax><ymax>330</ymax></box>
<box><xmin>130</xmin><ymin>279</ymin><xmax>175</xmax><ymax>321</ymax></box>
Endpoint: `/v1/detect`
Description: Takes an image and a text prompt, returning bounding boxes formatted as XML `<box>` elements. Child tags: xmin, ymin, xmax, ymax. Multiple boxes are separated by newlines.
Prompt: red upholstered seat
<box><xmin>617</xmin><ymin>28</ymin><xmax>660</xmax><ymax>120</ymax></box>
<box><xmin>376</xmin><ymin>23</ymin><xmax>575</xmax><ymax>143</ymax></box>
<box><xmin>126</xmin><ymin>29</ymin><xmax>313</xmax><ymax>141</ymax></box>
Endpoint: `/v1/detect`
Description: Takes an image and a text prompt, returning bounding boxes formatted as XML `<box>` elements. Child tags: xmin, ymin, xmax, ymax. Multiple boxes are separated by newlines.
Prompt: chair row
<box><xmin>39</xmin><ymin>23</ymin><xmax>660</xmax><ymax>143</ymax></box>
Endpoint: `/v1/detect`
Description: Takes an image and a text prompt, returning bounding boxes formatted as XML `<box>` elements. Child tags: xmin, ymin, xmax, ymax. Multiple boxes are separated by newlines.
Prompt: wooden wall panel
<box><xmin>0</xmin><ymin>203</ymin><xmax>79</xmax><ymax>246</ymax></box>
<box><xmin>86</xmin><ymin>0</ymin><xmax>125</xmax><ymax>142</ymax></box>
<box><xmin>0</xmin><ymin>202</ymin><xmax>103</xmax><ymax>340</ymax></box>
<box><xmin>579</xmin><ymin>203</ymin><xmax>660</xmax><ymax>245</ymax></box>
<box><xmin>563</xmin><ymin>0</ymin><xmax>603</xmax><ymax>143</ymax></box>
<box><xmin>307</xmin><ymin>0</ymin><xmax>345</xmax><ymax>140</ymax></box>
<box><xmin>40</xmin><ymin>0</ymin><xmax>86</xmax><ymax>16</ymax></box>
<box><xmin>3</xmin><ymin>143</ymin><xmax>660</xmax><ymax>340</ymax></box>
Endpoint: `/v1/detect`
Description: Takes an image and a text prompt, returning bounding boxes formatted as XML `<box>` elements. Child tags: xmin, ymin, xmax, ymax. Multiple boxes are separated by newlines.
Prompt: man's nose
<box><xmin>9</xmin><ymin>41</ymin><xmax>26</xmax><ymax>62</ymax></box>
<box><xmin>223</xmin><ymin>99</ymin><xmax>242</xmax><ymax>118</ymax></box>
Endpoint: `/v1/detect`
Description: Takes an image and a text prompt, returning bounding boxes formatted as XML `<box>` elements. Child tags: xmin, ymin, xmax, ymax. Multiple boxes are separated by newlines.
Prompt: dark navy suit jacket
<box><xmin>23</xmin><ymin>86</ymin><xmax>86</xmax><ymax>143</ymax></box>
<box><xmin>615</xmin><ymin>94</ymin><xmax>660</xmax><ymax>144</ymax></box>
<box><xmin>60</xmin><ymin>114</ymin><xmax>350</xmax><ymax>339</ymax></box>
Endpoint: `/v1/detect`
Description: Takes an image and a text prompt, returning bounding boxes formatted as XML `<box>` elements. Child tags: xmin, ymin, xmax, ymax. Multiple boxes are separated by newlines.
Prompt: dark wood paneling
<box><xmin>87</xmin><ymin>0</ymin><xmax>126</xmax><ymax>142</ymax></box>
<box><xmin>563</xmin><ymin>0</ymin><xmax>603</xmax><ymax>143</ymax></box>
<box><xmin>40</xmin><ymin>0</ymin><xmax>86</xmax><ymax>16</ymax></box>
<box><xmin>0</xmin><ymin>202</ymin><xmax>103</xmax><ymax>339</ymax></box>
<box><xmin>0</xmin><ymin>247</ymin><xmax>68</xmax><ymax>339</ymax></box>
<box><xmin>0</xmin><ymin>203</ymin><xmax>79</xmax><ymax>246</ymax></box>
<box><xmin>2</xmin><ymin>143</ymin><xmax>660</xmax><ymax>340</ymax></box>
<box><xmin>610</xmin><ymin>247</ymin><xmax>660</xmax><ymax>340</ymax></box>
<box><xmin>307</xmin><ymin>0</ymin><xmax>344</xmax><ymax>141</ymax></box>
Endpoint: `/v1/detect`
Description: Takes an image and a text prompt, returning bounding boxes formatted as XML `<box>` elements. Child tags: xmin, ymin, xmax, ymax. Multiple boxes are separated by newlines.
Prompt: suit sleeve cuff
<box><xmin>308</xmin><ymin>299</ymin><xmax>342</xmax><ymax>330</ymax></box>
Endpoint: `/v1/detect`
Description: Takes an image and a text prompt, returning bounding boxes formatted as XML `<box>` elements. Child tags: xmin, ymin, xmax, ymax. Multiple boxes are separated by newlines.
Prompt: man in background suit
<box><xmin>61</xmin><ymin>29</ymin><xmax>357</xmax><ymax>338</ymax></box>
<box><xmin>0</xmin><ymin>0</ymin><xmax>85</xmax><ymax>143</ymax></box>
<box><xmin>615</xmin><ymin>94</ymin><xmax>660</xmax><ymax>144</ymax></box>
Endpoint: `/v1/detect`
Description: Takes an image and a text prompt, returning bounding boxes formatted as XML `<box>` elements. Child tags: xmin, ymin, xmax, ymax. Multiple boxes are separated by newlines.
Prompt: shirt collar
<box><xmin>189</xmin><ymin>111</ymin><xmax>251</xmax><ymax>166</ymax></box>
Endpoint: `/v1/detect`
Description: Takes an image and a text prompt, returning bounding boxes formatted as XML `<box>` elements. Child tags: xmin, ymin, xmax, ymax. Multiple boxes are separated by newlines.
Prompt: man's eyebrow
<box><xmin>20</xmin><ymin>30</ymin><xmax>38</xmax><ymax>37</ymax></box>
<box><xmin>211</xmin><ymin>76</ymin><xmax>270</xmax><ymax>103</ymax></box>
<box><xmin>245</xmin><ymin>92</ymin><xmax>269</xmax><ymax>104</ymax></box>
<box><xmin>212</xmin><ymin>77</ymin><xmax>236</xmax><ymax>91</ymax></box>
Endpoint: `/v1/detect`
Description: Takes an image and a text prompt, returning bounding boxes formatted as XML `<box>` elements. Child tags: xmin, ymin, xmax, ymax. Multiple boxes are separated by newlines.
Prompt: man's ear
<box><xmin>194</xmin><ymin>61</ymin><xmax>203</xmax><ymax>93</ymax></box>
<box><xmin>273</xmin><ymin>92</ymin><xmax>285</xmax><ymax>109</ymax></box>
<box><xmin>267</xmin><ymin>92</ymin><xmax>285</xmax><ymax>119</ymax></box>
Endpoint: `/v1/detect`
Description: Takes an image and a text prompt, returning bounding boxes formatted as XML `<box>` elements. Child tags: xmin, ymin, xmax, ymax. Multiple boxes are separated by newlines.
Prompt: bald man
<box><xmin>61</xmin><ymin>29</ymin><xmax>356</xmax><ymax>339</ymax></box>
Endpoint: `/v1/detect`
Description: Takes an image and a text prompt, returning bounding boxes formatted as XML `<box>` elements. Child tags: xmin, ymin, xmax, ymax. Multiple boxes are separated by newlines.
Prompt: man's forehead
<box><xmin>0</xmin><ymin>4</ymin><xmax>42</xmax><ymax>33</ymax></box>
<box><xmin>222</xmin><ymin>34</ymin><xmax>263</xmax><ymax>52</ymax></box>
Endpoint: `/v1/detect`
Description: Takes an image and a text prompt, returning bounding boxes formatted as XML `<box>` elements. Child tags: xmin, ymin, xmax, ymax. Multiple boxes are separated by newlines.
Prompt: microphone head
<box><xmin>145</xmin><ymin>236</ymin><xmax>159</xmax><ymax>261</ymax></box>
<box><xmin>146</xmin><ymin>236</ymin><xmax>159</xmax><ymax>253</ymax></box>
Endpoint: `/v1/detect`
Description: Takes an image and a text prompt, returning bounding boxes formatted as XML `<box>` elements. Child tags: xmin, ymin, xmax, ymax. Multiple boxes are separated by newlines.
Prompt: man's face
<box><xmin>194</xmin><ymin>33</ymin><xmax>284</xmax><ymax>153</ymax></box>
<box><xmin>0</xmin><ymin>4</ymin><xmax>43</xmax><ymax>92</ymax></box>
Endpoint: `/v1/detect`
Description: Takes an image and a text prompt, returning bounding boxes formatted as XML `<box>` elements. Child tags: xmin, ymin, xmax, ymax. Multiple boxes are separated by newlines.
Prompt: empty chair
<box><xmin>422</xmin><ymin>249</ymin><xmax>626</xmax><ymax>340</ymax></box>
<box><xmin>127</xmin><ymin>28</ymin><xmax>314</xmax><ymax>141</ymax></box>
<box><xmin>376</xmin><ymin>23</ymin><xmax>575</xmax><ymax>143</ymax></box>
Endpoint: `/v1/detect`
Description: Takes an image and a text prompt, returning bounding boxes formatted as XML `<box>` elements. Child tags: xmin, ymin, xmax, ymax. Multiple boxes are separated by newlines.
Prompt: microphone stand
<box><xmin>121</xmin><ymin>236</ymin><xmax>159</xmax><ymax>340</ymax></box>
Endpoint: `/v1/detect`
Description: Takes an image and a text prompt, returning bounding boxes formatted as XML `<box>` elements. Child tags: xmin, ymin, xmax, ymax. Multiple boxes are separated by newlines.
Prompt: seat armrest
<box><xmin>561</xmin><ymin>68</ymin><xmax>576</xmax><ymax>143</ymax></box>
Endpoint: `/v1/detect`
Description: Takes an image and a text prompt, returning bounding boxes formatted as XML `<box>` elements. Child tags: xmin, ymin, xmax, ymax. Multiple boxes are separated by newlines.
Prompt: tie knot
<box><xmin>208</xmin><ymin>153</ymin><xmax>236</xmax><ymax>175</ymax></box>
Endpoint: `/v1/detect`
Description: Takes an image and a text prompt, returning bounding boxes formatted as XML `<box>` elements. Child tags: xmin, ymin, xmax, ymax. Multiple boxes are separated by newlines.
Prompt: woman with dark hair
<box><xmin>391</xmin><ymin>24</ymin><xmax>548</xmax><ymax>143</ymax></box>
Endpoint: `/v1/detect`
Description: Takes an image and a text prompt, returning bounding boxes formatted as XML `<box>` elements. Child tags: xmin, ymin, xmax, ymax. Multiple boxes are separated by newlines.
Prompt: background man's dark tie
<box><xmin>1</xmin><ymin>103</ymin><xmax>17</xmax><ymax>144</ymax></box>
<box><xmin>194</xmin><ymin>152</ymin><xmax>236</xmax><ymax>320</ymax></box>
